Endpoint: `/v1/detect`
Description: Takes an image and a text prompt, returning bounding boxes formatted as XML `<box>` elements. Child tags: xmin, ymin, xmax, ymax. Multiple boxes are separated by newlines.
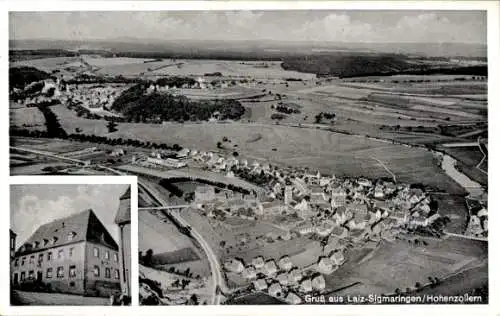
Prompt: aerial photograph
<box><xmin>10</xmin><ymin>183</ymin><xmax>131</xmax><ymax>305</ymax></box>
<box><xmin>9</xmin><ymin>10</ymin><xmax>488</xmax><ymax>305</ymax></box>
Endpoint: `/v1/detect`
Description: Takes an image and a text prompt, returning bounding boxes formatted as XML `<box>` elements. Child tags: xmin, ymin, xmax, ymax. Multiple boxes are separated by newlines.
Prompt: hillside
<box><xmin>9</xmin><ymin>66</ymin><xmax>53</xmax><ymax>89</ymax></box>
<box><xmin>281</xmin><ymin>54</ymin><xmax>488</xmax><ymax>78</ymax></box>
<box><xmin>111</xmin><ymin>82</ymin><xmax>246</xmax><ymax>122</ymax></box>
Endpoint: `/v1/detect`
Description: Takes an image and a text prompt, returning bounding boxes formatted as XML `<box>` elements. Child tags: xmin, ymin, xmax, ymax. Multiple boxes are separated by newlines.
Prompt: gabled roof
<box><xmin>16</xmin><ymin>209</ymin><xmax>118</xmax><ymax>256</ymax></box>
<box><xmin>115</xmin><ymin>186</ymin><xmax>131</xmax><ymax>225</ymax></box>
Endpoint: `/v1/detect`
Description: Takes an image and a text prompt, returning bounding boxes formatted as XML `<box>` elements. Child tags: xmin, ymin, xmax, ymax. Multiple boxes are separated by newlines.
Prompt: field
<box><xmin>325</xmin><ymin>237</ymin><xmax>487</xmax><ymax>295</ymax></box>
<box><xmin>139</xmin><ymin>210</ymin><xmax>193</xmax><ymax>253</ymax></box>
<box><xmin>10</xmin><ymin>107</ymin><xmax>46</xmax><ymax>131</ymax></box>
<box><xmin>44</xmin><ymin>101</ymin><xmax>467</xmax><ymax>193</ymax></box>
<box><xmin>117</xmin><ymin>164</ymin><xmax>263</xmax><ymax>194</ymax></box>
<box><xmin>65</xmin><ymin>57</ymin><xmax>317</xmax><ymax>80</ymax></box>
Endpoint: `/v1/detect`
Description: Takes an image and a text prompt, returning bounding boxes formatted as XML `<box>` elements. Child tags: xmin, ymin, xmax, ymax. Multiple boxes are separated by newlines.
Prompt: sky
<box><xmin>10</xmin><ymin>184</ymin><xmax>129</xmax><ymax>246</ymax></box>
<box><xmin>9</xmin><ymin>10</ymin><xmax>486</xmax><ymax>44</ymax></box>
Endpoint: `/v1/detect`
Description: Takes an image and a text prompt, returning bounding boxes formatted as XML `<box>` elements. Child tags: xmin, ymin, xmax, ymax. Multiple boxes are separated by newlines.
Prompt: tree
<box><xmin>217</xmin><ymin>141</ymin><xmax>223</xmax><ymax>149</ymax></box>
<box><xmin>143</xmin><ymin>249</ymin><xmax>154</xmax><ymax>266</ymax></box>
<box><xmin>107</xmin><ymin>121</ymin><xmax>118</xmax><ymax>133</ymax></box>
<box><xmin>395</xmin><ymin>288</ymin><xmax>401</xmax><ymax>295</ymax></box>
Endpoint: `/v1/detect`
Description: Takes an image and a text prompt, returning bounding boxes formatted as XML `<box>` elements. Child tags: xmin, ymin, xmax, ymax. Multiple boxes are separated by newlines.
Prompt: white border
<box><xmin>4</xmin><ymin>176</ymin><xmax>139</xmax><ymax>311</ymax></box>
<box><xmin>1</xmin><ymin>1</ymin><xmax>499</xmax><ymax>316</ymax></box>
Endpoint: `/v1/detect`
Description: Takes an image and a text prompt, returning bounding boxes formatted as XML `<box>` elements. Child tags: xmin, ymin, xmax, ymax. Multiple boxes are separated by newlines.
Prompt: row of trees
<box><xmin>10</xmin><ymin>127</ymin><xmax>184</xmax><ymax>152</ymax></box>
<box><xmin>314</xmin><ymin>112</ymin><xmax>336</xmax><ymax>123</ymax></box>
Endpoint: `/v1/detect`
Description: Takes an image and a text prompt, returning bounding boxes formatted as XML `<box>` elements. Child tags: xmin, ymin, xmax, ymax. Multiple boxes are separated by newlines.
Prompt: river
<box><xmin>438</xmin><ymin>153</ymin><xmax>485</xmax><ymax>197</ymax></box>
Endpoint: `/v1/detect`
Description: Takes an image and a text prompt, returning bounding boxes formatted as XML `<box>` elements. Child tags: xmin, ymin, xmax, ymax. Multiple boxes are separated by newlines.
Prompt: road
<box><xmin>10</xmin><ymin>146</ymin><xmax>225</xmax><ymax>305</ymax></box>
<box><xmin>138</xmin><ymin>205</ymin><xmax>190</xmax><ymax>211</ymax></box>
<box><xmin>11</xmin><ymin>290</ymin><xmax>109</xmax><ymax>306</ymax></box>
<box><xmin>138</xmin><ymin>181</ymin><xmax>224</xmax><ymax>305</ymax></box>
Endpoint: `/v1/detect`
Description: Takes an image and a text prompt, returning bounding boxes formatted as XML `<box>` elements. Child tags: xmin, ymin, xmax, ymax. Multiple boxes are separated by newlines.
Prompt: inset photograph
<box><xmin>10</xmin><ymin>182</ymin><xmax>131</xmax><ymax>306</ymax></box>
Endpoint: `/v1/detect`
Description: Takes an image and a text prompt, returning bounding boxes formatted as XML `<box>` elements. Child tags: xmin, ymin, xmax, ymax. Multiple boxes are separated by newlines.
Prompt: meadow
<box><xmin>326</xmin><ymin>237</ymin><xmax>487</xmax><ymax>295</ymax></box>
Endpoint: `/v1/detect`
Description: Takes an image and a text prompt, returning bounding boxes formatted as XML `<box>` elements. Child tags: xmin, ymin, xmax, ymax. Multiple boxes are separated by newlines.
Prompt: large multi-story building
<box><xmin>10</xmin><ymin>209</ymin><xmax>121</xmax><ymax>297</ymax></box>
<box><xmin>114</xmin><ymin>186</ymin><xmax>131</xmax><ymax>296</ymax></box>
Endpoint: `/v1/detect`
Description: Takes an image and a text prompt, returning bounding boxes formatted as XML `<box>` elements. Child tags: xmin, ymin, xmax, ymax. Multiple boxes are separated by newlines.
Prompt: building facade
<box><xmin>11</xmin><ymin>209</ymin><xmax>121</xmax><ymax>297</ymax></box>
<box><xmin>114</xmin><ymin>186</ymin><xmax>131</xmax><ymax>296</ymax></box>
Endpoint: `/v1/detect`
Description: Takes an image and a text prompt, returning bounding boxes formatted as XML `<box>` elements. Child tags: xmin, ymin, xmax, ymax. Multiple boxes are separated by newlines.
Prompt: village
<box><xmin>127</xmin><ymin>143</ymin><xmax>470</xmax><ymax>303</ymax></box>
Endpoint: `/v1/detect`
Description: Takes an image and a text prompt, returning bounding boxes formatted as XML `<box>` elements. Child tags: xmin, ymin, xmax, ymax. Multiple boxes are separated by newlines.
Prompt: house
<box><xmin>374</xmin><ymin>186</ymin><xmax>385</xmax><ymax>199</ymax></box>
<box><xmin>333</xmin><ymin>207</ymin><xmax>353</xmax><ymax>224</ymax></box>
<box><xmin>368</xmin><ymin>209</ymin><xmax>382</xmax><ymax>224</ymax></box>
<box><xmin>224</xmin><ymin>258</ymin><xmax>244</xmax><ymax>273</ymax></box>
<box><xmin>176</xmin><ymin>148</ymin><xmax>190</xmax><ymax>159</ymax></box>
<box><xmin>296</xmin><ymin>222</ymin><xmax>315</xmax><ymax>235</ymax></box>
<box><xmin>331</xmin><ymin>187</ymin><xmax>347</xmax><ymax>207</ymax></box>
<box><xmin>347</xmin><ymin>202</ymin><xmax>368</xmax><ymax>217</ymax></box>
<box><xmin>278</xmin><ymin>256</ymin><xmax>293</xmax><ymax>271</ymax></box>
<box><xmin>268</xmin><ymin>282</ymin><xmax>283</xmax><ymax>297</ymax></box>
<box><xmin>114</xmin><ymin>186</ymin><xmax>131</xmax><ymax>296</ymax></box>
<box><xmin>316</xmin><ymin>220</ymin><xmax>335</xmax><ymax>237</ymax></box>
<box><xmin>477</xmin><ymin>208</ymin><xmax>488</xmax><ymax>218</ymax></box>
<box><xmin>389</xmin><ymin>208</ymin><xmax>408</xmax><ymax>225</ymax></box>
<box><xmin>357</xmin><ymin>178</ymin><xmax>372</xmax><ymax>187</ymax></box>
<box><xmin>259</xmin><ymin>201</ymin><xmax>286</xmax><ymax>216</ymax></box>
<box><xmin>331</xmin><ymin>226</ymin><xmax>348</xmax><ymax>239</ymax></box>
<box><xmin>287</xmin><ymin>268</ymin><xmax>302</xmax><ymax>285</ymax></box>
<box><xmin>300</xmin><ymin>278</ymin><xmax>313</xmax><ymax>293</ymax></box>
<box><xmin>293</xmin><ymin>178</ymin><xmax>308</xmax><ymax>195</ymax></box>
<box><xmin>252</xmin><ymin>256</ymin><xmax>265</xmax><ymax>269</ymax></box>
<box><xmin>263</xmin><ymin>260</ymin><xmax>278</xmax><ymax>276</ymax></box>
<box><xmin>312</xmin><ymin>275</ymin><xmax>326</xmax><ymax>291</ymax></box>
<box><xmin>317</xmin><ymin>257</ymin><xmax>334</xmax><ymax>274</ymax></box>
<box><xmin>310</xmin><ymin>185</ymin><xmax>327</xmax><ymax>201</ymax></box>
<box><xmin>253</xmin><ymin>279</ymin><xmax>268</xmax><ymax>291</ymax></box>
<box><xmin>242</xmin><ymin>266</ymin><xmax>257</xmax><ymax>279</ymax></box>
<box><xmin>350</xmin><ymin>228</ymin><xmax>367</xmax><ymax>242</ymax></box>
<box><xmin>294</xmin><ymin>199</ymin><xmax>310</xmax><ymax>216</ymax></box>
<box><xmin>277</xmin><ymin>272</ymin><xmax>289</xmax><ymax>286</ymax></box>
<box><xmin>348</xmin><ymin>218</ymin><xmax>367</xmax><ymax>230</ymax></box>
<box><xmin>285</xmin><ymin>292</ymin><xmax>302</xmax><ymax>304</ymax></box>
<box><xmin>10</xmin><ymin>209</ymin><xmax>121</xmax><ymax>297</ymax></box>
<box><xmin>329</xmin><ymin>251</ymin><xmax>345</xmax><ymax>266</ymax></box>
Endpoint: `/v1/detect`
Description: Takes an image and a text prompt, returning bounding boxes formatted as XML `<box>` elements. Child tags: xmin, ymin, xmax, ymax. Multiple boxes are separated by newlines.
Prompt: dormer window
<box><xmin>43</xmin><ymin>239</ymin><xmax>49</xmax><ymax>246</ymax></box>
<box><xmin>68</xmin><ymin>232</ymin><xmax>76</xmax><ymax>241</ymax></box>
<box><xmin>33</xmin><ymin>241</ymin><xmax>40</xmax><ymax>249</ymax></box>
<box><xmin>52</xmin><ymin>237</ymin><xmax>58</xmax><ymax>244</ymax></box>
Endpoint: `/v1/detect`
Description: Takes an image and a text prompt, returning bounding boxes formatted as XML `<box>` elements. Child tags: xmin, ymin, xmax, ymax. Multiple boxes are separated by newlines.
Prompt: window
<box><xmin>46</xmin><ymin>268</ymin><xmax>53</xmax><ymax>278</ymax></box>
<box><xmin>47</xmin><ymin>252</ymin><xmax>52</xmax><ymax>261</ymax></box>
<box><xmin>58</xmin><ymin>249</ymin><xmax>64</xmax><ymax>260</ymax></box>
<box><xmin>38</xmin><ymin>253</ymin><xmax>43</xmax><ymax>263</ymax></box>
<box><xmin>29</xmin><ymin>255</ymin><xmax>34</xmax><ymax>264</ymax></box>
<box><xmin>28</xmin><ymin>270</ymin><xmax>34</xmax><ymax>280</ymax></box>
<box><xmin>114</xmin><ymin>269</ymin><xmax>120</xmax><ymax>280</ymax></box>
<box><xmin>20</xmin><ymin>272</ymin><xmax>25</xmax><ymax>281</ymax></box>
<box><xmin>93</xmin><ymin>265</ymin><xmax>100</xmax><ymax>277</ymax></box>
<box><xmin>57</xmin><ymin>266</ymin><xmax>64</xmax><ymax>278</ymax></box>
<box><xmin>68</xmin><ymin>232</ymin><xmax>76</xmax><ymax>241</ymax></box>
<box><xmin>14</xmin><ymin>259</ymin><xmax>19</xmax><ymax>267</ymax></box>
<box><xmin>34</xmin><ymin>241</ymin><xmax>40</xmax><ymax>249</ymax></box>
<box><xmin>105</xmin><ymin>251</ymin><xmax>109</xmax><ymax>260</ymax></box>
<box><xmin>113</xmin><ymin>253</ymin><xmax>118</xmax><ymax>262</ymax></box>
<box><xmin>21</xmin><ymin>257</ymin><xmax>25</xmax><ymax>266</ymax></box>
<box><xmin>69</xmin><ymin>265</ymin><xmax>76</xmax><ymax>278</ymax></box>
<box><xmin>93</xmin><ymin>247</ymin><xmax>99</xmax><ymax>258</ymax></box>
<box><xmin>105</xmin><ymin>268</ymin><xmax>111</xmax><ymax>278</ymax></box>
<box><xmin>69</xmin><ymin>247</ymin><xmax>74</xmax><ymax>257</ymax></box>
<box><xmin>43</xmin><ymin>239</ymin><xmax>49</xmax><ymax>246</ymax></box>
